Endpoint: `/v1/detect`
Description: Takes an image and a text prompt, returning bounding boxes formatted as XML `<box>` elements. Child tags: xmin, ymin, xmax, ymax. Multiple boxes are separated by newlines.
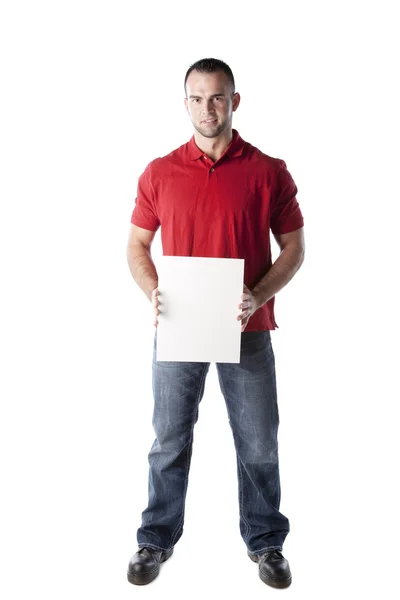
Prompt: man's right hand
<box><xmin>152</xmin><ymin>287</ymin><xmax>160</xmax><ymax>327</ymax></box>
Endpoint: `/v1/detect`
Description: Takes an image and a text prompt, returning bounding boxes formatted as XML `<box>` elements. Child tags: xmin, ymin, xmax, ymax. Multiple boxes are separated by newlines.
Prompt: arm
<box><xmin>252</xmin><ymin>226</ymin><xmax>305</xmax><ymax>307</ymax></box>
<box><xmin>126</xmin><ymin>223</ymin><xmax>158</xmax><ymax>302</ymax></box>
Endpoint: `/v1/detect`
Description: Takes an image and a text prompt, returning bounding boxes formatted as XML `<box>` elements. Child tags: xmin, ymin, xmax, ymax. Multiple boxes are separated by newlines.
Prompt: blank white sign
<box><xmin>156</xmin><ymin>256</ymin><xmax>245</xmax><ymax>363</ymax></box>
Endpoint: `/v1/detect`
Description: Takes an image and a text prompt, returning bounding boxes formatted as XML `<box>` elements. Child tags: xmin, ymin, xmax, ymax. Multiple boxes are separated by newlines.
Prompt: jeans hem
<box><xmin>248</xmin><ymin>545</ymin><xmax>283</xmax><ymax>555</ymax></box>
<box><xmin>138</xmin><ymin>543</ymin><xmax>173</xmax><ymax>553</ymax></box>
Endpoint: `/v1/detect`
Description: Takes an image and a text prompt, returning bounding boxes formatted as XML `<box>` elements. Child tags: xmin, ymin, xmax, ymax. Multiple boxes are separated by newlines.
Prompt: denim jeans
<box><xmin>136</xmin><ymin>329</ymin><xmax>290</xmax><ymax>555</ymax></box>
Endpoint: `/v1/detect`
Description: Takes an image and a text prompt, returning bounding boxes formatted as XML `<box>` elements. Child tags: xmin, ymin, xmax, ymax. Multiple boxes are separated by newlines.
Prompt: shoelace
<box><xmin>138</xmin><ymin>547</ymin><xmax>153</xmax><ymax>555</ymax></box>
<box><xmin>138</xmin><ymin>547</ymin><xmax>161</xmax><ymax>556</ymax></box>
<box><xmin>263</xmin><ymin>549</ymin><xmax>284</xmax><ymax>560</ymax></box>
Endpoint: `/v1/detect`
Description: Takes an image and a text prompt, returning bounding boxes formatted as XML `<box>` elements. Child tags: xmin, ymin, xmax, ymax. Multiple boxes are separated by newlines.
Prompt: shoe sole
<box><xmin>127</xmin><ymin>548</ymin><xmax>174</xmax><ymax>585</ymax></box>
<box><xmin>247</xmin><ymin>550</ymin><xmax>292</xmax><ymax>589</ymax></box>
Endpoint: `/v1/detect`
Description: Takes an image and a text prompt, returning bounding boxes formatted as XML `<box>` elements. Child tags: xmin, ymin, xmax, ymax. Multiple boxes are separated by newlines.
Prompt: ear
<box><xmin>232</xmin><ymin>92</ymin><xmax>240</xmax><ymax>112</ymax></box>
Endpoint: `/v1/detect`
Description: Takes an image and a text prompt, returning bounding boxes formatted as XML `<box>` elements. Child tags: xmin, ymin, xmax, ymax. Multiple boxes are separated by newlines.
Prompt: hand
<box><xmin>237</xmin><ymin>284</ymin><xmax>260</xmax><ymax>332</ymax></box>
<box><xmin>152</xmin><ymin>287</ymin><xmax>160</xmax><ymax>327</ymax></box>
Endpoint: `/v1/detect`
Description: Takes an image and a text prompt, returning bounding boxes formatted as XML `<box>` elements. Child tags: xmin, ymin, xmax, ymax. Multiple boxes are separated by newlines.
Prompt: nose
<box><xmin>202</xmin><ymin>99</ymin><xmax>216</xmax><ymax>114</ymax></box>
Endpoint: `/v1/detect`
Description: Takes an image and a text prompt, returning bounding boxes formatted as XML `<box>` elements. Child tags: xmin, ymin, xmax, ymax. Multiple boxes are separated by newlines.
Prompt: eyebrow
<box><xmin>188</xmin><ymin>93</ymin><xmax>225</xmax><ymax>99</ymax></box>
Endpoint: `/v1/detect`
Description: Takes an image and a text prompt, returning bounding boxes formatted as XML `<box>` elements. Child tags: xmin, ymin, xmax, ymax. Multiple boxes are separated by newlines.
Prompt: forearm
<box><xmin>252</xmin><ymin>246</ymin><xmax>304</xmax><ymax>307</ymax></box>
<box><xmin>126</xmin><ymin>243</ymin><xmax>158</xmax><ymax>302</ymax></box>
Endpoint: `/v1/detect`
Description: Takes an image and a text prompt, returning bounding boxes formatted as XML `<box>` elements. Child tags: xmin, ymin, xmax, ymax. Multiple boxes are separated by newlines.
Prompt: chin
<box><xmin>198</xmin><ymin>123</ymin><xmax>223</xmax><ymax>137</ymax></box>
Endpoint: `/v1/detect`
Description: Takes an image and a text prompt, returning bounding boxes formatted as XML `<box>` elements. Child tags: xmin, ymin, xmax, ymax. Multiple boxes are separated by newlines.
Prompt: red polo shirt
<box><xmin>130</xmin><ymin>128</ymin><xmax>304</xmax><ymax>331</ymax></box>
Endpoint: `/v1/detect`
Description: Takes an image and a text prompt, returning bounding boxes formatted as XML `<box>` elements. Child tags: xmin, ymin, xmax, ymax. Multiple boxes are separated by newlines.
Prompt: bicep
<box><xmin>273</xmin><ymin>226</ymin><xmax>305</xmax><ymax>253</ymax></box>
<box><xmin>127</xmin><ymin>223</ymin><xmax>157</xmax><ymax>250</ymax></box>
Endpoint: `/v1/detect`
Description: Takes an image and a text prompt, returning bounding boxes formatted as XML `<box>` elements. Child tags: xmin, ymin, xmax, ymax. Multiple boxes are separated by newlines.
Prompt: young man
<box><xmin>126</xmin><ymin>57</ymin><xmax>305</xmax><ymax>588</ymax></box>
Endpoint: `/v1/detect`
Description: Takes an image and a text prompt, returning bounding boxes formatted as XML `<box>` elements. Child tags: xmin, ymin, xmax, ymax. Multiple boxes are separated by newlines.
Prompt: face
<box><xmin>184</xmin><ymin>70</ymin><xmax>240</xmax><ymax>139</ymax></box>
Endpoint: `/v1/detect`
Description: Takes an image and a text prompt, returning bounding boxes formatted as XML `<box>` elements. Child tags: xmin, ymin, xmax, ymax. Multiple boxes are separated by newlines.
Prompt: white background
<box><xmin>1</xmin><ymin>1</ymin><xmax>399</xmax><ymax>598</ymax></box>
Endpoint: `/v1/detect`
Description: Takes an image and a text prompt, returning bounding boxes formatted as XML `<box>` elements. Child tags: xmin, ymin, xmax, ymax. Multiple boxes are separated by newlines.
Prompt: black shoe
<box><xmin>248</xmin><ymin>549</ymin><xmax>292</xmax><ymax>588</ymax></box>
<box><xmin>127</xmin><ymin>546</ymin><xmax>174</xmax><ymax>585</ymax></box>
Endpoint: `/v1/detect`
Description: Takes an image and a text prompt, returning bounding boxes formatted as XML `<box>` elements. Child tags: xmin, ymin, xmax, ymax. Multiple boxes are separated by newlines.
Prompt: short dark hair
<box><xmin>184</xmin><ymin>58</ymin><xmax>235</xmax><ymax>96</ymax></box>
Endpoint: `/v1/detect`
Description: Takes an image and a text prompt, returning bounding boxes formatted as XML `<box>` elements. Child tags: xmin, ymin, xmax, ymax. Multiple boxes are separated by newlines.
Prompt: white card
<box><xmin>156</xmin><ymin>256</ymin><xmax>245</xmax><ymax>363</ymax></box>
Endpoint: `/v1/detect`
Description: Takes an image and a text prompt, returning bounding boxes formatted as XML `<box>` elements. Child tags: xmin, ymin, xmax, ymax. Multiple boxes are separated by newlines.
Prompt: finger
<box><xmin>237</xmin><ymin>310</ymin><xmax>249</xmax><ymax>321</ymax></box>
<box><xmin>153</xmin><ymin>301</ymin><xmax>160</xmax><ymax>326</ymax></box>
<box><xmin>238</xmin><ymin>301</ymin><xmax>250</xmax><ymax>309</ymax></box>
<box><xmin>237</xmin><ymin>305</ymin><xmax>249</xmax><ymax>313</ymax></box>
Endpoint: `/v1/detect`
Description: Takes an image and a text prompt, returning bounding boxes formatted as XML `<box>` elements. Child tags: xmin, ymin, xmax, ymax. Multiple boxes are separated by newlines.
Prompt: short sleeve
<box><xmin>270</xmin><ymin>160</ymin><xmax>304</xmax><ymax>235</ymax></box>
<box><xmin>130</xmin><ymin>163</ymin><xmax>160</xmax><ymax>232</ymax></box>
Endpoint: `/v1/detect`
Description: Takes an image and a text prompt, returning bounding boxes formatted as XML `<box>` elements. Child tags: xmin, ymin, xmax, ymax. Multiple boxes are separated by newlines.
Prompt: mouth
<box><xmin>202</xmin><ymin>118</ymin><xmax>218</xmax><ymax>124</ymax></box>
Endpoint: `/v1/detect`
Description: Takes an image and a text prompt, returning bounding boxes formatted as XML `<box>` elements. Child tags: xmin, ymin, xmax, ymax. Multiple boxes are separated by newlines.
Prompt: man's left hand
<box><xmin>237</xmin><ymin>284</ymin><xmax>261</xmax><ymax>332</ymax></box>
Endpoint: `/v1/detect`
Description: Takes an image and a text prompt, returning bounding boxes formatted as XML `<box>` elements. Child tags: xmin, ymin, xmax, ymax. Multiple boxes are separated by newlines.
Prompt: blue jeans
<box><xmin>137</xmin><ymin>330</ymin><xmax>290</xmax><ymax>555</ymax></box>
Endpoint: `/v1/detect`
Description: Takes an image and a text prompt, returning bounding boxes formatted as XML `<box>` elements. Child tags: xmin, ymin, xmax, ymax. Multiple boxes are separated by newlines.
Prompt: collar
<box><xmin>187</xmin><ymin>128</ymin><xmax>245</xmax><ymax>161</ymax></box>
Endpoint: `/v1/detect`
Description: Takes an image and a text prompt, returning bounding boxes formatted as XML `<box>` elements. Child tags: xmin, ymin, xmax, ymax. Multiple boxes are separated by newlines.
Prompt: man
<box><xmin>126</xmin><ymin>58</ymin><xmax>305</xmax><ymax>588</ymax></box>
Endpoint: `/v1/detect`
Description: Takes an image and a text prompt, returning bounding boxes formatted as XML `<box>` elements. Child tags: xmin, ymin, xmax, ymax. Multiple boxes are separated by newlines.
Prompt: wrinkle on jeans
<box><xmin>136</xmin><ymin>330</ymin><xmax>289</xmax><ymax>553</ymax></box>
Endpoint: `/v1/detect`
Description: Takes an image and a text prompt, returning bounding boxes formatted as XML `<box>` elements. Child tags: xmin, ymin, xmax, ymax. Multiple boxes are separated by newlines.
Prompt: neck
<box><xmin>193</xmin><ymin>127</ymin><xmax>234</xmax><ymax>162</ymax></box>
